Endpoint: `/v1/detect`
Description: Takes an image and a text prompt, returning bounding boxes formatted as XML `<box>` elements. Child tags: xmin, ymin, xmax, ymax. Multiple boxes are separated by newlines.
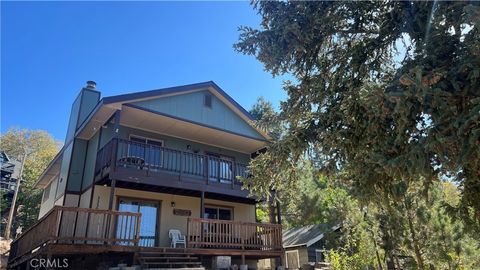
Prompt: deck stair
<box><xmin>137</xmin><ymin>249</ymin><xmax>204</xmax><ymax>270</ymax></box>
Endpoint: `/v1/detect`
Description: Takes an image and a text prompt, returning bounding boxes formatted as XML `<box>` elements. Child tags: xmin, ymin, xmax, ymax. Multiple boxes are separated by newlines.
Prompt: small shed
<box><xmin>282</xmin><ymin>224</ymin><xmax>340</xmax><ymax>269</ymax></box>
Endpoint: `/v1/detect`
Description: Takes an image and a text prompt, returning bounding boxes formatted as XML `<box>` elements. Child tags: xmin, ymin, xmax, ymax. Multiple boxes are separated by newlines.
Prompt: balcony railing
<box><xmin>187</xmin><ymin>218</ymin><xmax>283</xmax><ymax>251</ymax></box>
<box><xmin>8</xmin><ymin>206</ymin><xmax>141</xmax><ymax>264</ymax></box>
<box><xmin>95</xmin><ymin>138</ymin><xmax>249</xmax><ymax>185</ymax></box>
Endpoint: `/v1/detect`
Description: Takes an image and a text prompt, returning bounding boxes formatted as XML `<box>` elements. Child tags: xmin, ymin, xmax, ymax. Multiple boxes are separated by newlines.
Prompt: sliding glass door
<box><xmin>117</xmin><ymin>198</ymin><xmax>159</xmax><ymax>247</ymax></box>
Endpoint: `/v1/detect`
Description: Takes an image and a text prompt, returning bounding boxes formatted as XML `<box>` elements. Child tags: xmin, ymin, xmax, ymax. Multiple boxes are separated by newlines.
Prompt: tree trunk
<box><xmin>405</xmin><ymin>202</ymin><xmax>425</xmax><ymax>270</ymax></box>
<box><xmin>268</xmin><ymin>197</ymin><xmax>276</xmax><ymax>224</ymax></box>
<box><xmin>369</xmin><ymin>229</ymin><xmax>383</xmax><ymax>270</ymax></box>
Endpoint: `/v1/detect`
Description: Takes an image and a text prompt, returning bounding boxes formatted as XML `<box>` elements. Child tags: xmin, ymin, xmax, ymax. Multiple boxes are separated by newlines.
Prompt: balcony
<box><xmin>94</xmin><ymin>138</ymin><xmax>251</xmax><ymax>197</ymax></box>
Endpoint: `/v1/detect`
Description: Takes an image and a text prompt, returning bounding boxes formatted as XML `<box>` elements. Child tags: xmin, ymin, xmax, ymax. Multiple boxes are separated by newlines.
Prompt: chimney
<box><xmin>64</xmin><ymin>81</ymin><xmax>101</xmax><ymax>142</ymax></box>
<box><xmin>86</xmin><ymin>80</ymin><xmax>97</xmax><ymax>89</ymax></box>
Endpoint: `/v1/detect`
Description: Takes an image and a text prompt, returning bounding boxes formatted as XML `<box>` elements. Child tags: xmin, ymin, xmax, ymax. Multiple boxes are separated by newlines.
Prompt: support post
<box><xmin>111</xmin><ymin>110</ymin><xmax>121</xmax><ymax>172</ymax></box>
<box><xmin>108</xmin><ymin>179</ymin><xmax>116</xmax><ymax>211</ymax></box>
<box><xmin>200</xmin><ymin>191</ymin><xmax>205</xmax><ymax>218</ymax></box>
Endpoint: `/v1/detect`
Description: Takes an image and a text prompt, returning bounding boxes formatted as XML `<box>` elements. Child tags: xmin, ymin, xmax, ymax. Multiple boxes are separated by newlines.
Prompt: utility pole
<box><xmin>4</xmin><ymin>150</ymin><xmax>27</xmax><ymax>239</ymax></box>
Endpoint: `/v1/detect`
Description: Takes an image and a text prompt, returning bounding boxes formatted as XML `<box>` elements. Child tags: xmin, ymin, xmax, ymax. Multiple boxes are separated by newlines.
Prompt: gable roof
<box><xmin>283</xmin><ymin>224</ymin><xmax>341</xmax><ymax>248</ymax></box>
<box><xmin>104</xmin><ymin>81</ymin><xmax>253</xmax><ymax>120</ymax></box>
<box><xmin>101</xmin><ymin>81</ymin><xmax>270</xmax><ymax>140</ymax></box>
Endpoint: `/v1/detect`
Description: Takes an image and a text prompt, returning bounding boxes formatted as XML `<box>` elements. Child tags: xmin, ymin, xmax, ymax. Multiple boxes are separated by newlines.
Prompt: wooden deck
<box><xmin>7</xmin><ymin>206</ymin><xmax>283</xmax><ymax>268</ymax></box>
<box><xmin>94</xmin><ymin>138</ymin><xmax>253</xmax><ymax>199</ymax></box>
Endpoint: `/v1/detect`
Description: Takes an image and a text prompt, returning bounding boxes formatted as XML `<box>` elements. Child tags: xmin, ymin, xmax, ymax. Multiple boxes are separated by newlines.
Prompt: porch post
<box><xmin>106</xmin><ymin>110</ymin><xmax>120</xmax><ymax>243</ymax></box>
<box><xmin>108</xmin><ymin>110</ymin><xmax>121</xmax><ymax>211</ymax></box>
<box><xmin>108</xmin><ymin>179</ymin><xmax>116</xmax><ymax>210</ymax></box>
<box><xmin>200</xmin><ymin>191</ymin><xmax>205</xmax><ymax>218</ymax></box>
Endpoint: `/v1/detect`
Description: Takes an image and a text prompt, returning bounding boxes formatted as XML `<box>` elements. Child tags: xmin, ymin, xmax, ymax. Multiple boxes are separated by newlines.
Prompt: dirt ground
<box><xmin>0</xmin><ymin>238</ymin><xmax>11</xmax><ymax>270</ymax></box>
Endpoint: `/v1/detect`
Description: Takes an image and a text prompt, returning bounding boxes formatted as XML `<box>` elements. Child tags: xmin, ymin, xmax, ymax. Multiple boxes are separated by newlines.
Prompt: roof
<box><xmin>34</xmin><ymin>81</ymin><xmax>270</xmax><ymax>188</ymax></box>
<box><xmin>103</xmin><ymin>81</ymin><xmax>255</xmax><ymax>120</ymax></box>
<box><xmin>283</xmin><ymin>224</ymin><xmax>341</xmax><ymax>248</ymax></box>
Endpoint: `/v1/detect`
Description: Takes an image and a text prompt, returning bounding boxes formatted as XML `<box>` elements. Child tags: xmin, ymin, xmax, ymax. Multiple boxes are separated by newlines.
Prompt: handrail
<box><xmin>186</xmin><ymin>218</ymin><xmax>283</xmax><ymax>251</ymax></box>
<box><xmin>97</xmin><ymin>138</ymin><xmax>249</xmax><ymax>184</ymax></box>
<box><xmin>8</xmin><ymin>206</ymin><xmax>141</xmax><ymax>264</ymax></box>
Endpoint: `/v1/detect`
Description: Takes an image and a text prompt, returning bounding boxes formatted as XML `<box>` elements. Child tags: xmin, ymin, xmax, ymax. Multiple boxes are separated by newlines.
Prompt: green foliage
<box><xmin>235</xmin><ymin>1</ymin><xmax>480</xmax><ymax>233</ymax></box>
<box><xmin>256</xmin><ymin>207</ymin><xmax>269</xmax><ymax>223</ymax></box>
<box><xmin>0</xmin><ymin>128</ymin><xmax>60</xmax><ymax>229</ymax></box>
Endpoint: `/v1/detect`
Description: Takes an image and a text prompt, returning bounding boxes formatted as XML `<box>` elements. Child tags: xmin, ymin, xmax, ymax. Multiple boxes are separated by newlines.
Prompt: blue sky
<box><xmin>1</xmin><ymin>1</ymin><xmax>288</xmax><ymax>142</ymax></box>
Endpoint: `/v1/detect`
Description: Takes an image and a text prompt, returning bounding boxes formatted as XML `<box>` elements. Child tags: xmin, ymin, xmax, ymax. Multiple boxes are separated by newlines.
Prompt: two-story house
<box><xmin>8</xmin><ymin>81</ymin><xmax>283</xmax><ymax>270</ymax></box>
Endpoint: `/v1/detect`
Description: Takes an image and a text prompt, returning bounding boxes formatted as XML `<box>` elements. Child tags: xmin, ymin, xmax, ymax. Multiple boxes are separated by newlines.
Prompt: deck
<box><xmin>94</xmin><ymin>138</ymin><xmax>253</xmax><ymax>199</ymax></box>
<box><xmin>7</xmin><ymin>206</ymin><xmax>283</xmax><ymax>268</ymax></box>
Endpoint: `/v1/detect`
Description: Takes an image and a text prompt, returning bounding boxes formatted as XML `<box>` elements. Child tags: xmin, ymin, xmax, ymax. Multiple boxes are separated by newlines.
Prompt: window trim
<box><xmin>129</xmin><ymin>134</ymin><xmax>164</xmax><ymax>147</ymax></box>
<box><xmin>204</xmin><ymin>204</ymin><xmax>234</xmax><ymax>220</ymax></box>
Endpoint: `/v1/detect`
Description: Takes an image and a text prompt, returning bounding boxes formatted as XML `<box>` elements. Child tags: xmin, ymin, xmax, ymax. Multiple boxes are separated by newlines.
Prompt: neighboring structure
<box><xmin>282</xmin><ymin>224</ymin><xmax>340</xmax><ymax>269</ymax></box>
<box><xmin>0</xmin><ymin>151</ymin><xmax>21</xmax><ymax>232</ymax></box>
<box><xmin>8</xmin><ymin>81</ymin><xmax>283</xmax><ymax>269</ymax></box>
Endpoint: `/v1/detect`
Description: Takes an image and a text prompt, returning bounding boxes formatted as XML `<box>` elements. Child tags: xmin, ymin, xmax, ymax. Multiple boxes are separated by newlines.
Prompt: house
<box><xmin>282</xmin><ymin>224</ymin><xmax>340</xmax><ymax>269</ymax></box>
<box><xmin>7</xmin><ymin>81</ymin><xmax>283</xmax><ymax>269</ymax></box>
<box><xmin>1</xmin><ymin>151</ymin><xmax>21</xmax><ymax>233</ymax></box>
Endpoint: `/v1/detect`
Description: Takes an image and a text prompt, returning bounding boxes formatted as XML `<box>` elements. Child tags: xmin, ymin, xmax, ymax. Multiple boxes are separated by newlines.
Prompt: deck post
<box><xmin>108</xmin><ymin>179</ymin><xmax>116</xmax><ymax>211</ymax></box>
<box><xmin>106</xmin><ymin>110</ymin><xmax>120</xmax><ymax>243</ymax></box>
<box><xmin>200</xmin><ymin>191</ymin><xmax>205</xmax><ymax>218</ymax></box>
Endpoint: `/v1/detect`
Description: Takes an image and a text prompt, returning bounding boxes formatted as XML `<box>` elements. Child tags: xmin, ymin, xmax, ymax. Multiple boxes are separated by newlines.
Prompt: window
<box><xmin>204</xmin><ymin>93</ymin><xmax>212</xmax><ymax>108</ymax></box>
<box><xmin>128</xmin><ymin>135</ymin><xmax>164</xmax><ymax>158</ymax></box>
<box><xmin>204</xmin><ymin>205</ymin><xmax>232</xmax><ymax>220</ymax></box>
<box><xmin>43</xmin><ymin>182</ymin><xmax>52</xmax><ymax>203</ymax></box>
<box><xmin>207</xmin><ymin>153</ymin><xmax>234</xmax><ymax>183</ymax></box>
<box><xmin>129</xmin><ymin>135</ymin><xmax>164</xmax><ymax>148</ymax></box>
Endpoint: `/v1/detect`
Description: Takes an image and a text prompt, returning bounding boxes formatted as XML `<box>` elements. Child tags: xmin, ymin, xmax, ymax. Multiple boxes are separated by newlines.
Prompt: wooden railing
<box><xmin>8</xmin><ymin>206</ymin><xmax>141</xmax><ymax>263</ymax></box>
<box><xmin>187</xmin><ymin>218</ymin><xmax>282</xmax><ymax>251</ymax></box>
<box><xmin>95</xmin><ymin>138</ymin><xmax>249</xmax><ymax>185</ymax></box>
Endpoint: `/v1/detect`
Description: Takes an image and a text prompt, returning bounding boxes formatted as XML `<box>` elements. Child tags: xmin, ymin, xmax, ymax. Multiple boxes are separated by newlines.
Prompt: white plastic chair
<box><xmin>169</xmin><ymin>229</ymin><xmax>186</xmax><ymax>248</ymax></box>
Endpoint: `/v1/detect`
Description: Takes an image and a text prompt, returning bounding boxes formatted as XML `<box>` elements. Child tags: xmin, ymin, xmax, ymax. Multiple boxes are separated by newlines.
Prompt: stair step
<box><xmin>139</xmin><ymin>252</ymin><xmax>194</xmax><ymax>256</ymax></box>
<box><xmin>145</xmin><ymin>262</ymin><xmax>202</xmax><ymax>265</ymax></box>
<box><xmin>141</xmin><ymin>257</ymin><xmax>199</xmax><ymax>261</ymax></box>
<box><xmin>145</xmin><ymin>268</ymin><xmax>205</xmax><ymax>270</ymax></box>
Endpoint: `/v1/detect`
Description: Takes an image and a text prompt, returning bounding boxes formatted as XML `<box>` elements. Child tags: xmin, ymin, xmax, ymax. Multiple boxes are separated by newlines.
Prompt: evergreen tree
<box><xmin>235</xmin><ymin>0</ymin><xmax>480</xmax><ymax>233</ymax></box>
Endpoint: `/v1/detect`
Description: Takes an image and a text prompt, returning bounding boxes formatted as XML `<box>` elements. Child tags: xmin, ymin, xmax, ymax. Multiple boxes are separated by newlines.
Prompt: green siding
<box><xmin>66</xmin><ymin>139</ymin><xmax>88</xmax><ymax>192</ymax></box>
<box><xmin>65</xmin><ymin>88</ymin><xmax>100</xmax><ymax>143</ymax></box>
<box><xmin>77</xmin><ymin>90</ymin><xmax>100</xmax><ymax>129</ymax></box>
<box><xmin>55</xmin><ymin>142</ymin><xmax>73</xmax><ymax>199</ymax></box>
<box><xmin>132</xmin><ymin>90</ymin><xmax>264</xmax><ymax>140</ymax></box>
<box><xmin>65</xmin><ymin>95</ymin><xmax>81</xmax><ymax>143</ymax></box>
<box><xmin>99</xmin><ymin>122</ymin><xmax>114</xmax><ymax>148</ymax></box>
<box><xmin>82</xmin><ymin>131</ymin><xmax>99</xmax><ymax>190</ymax></box>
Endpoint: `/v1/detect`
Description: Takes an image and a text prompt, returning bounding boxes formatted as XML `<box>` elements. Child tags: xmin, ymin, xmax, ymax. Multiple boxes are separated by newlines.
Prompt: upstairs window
<box><xmin>204</xmin><ymin>93</ymin><xmax>212</xmax><ymax>108</ymax></box>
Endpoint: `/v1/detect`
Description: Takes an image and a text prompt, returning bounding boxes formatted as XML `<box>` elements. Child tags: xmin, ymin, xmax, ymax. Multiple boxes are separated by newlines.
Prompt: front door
<box><xmin>117</xmin><ymin>198</ymin><xmax>159</xmax><ymax>247</ymax></box>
